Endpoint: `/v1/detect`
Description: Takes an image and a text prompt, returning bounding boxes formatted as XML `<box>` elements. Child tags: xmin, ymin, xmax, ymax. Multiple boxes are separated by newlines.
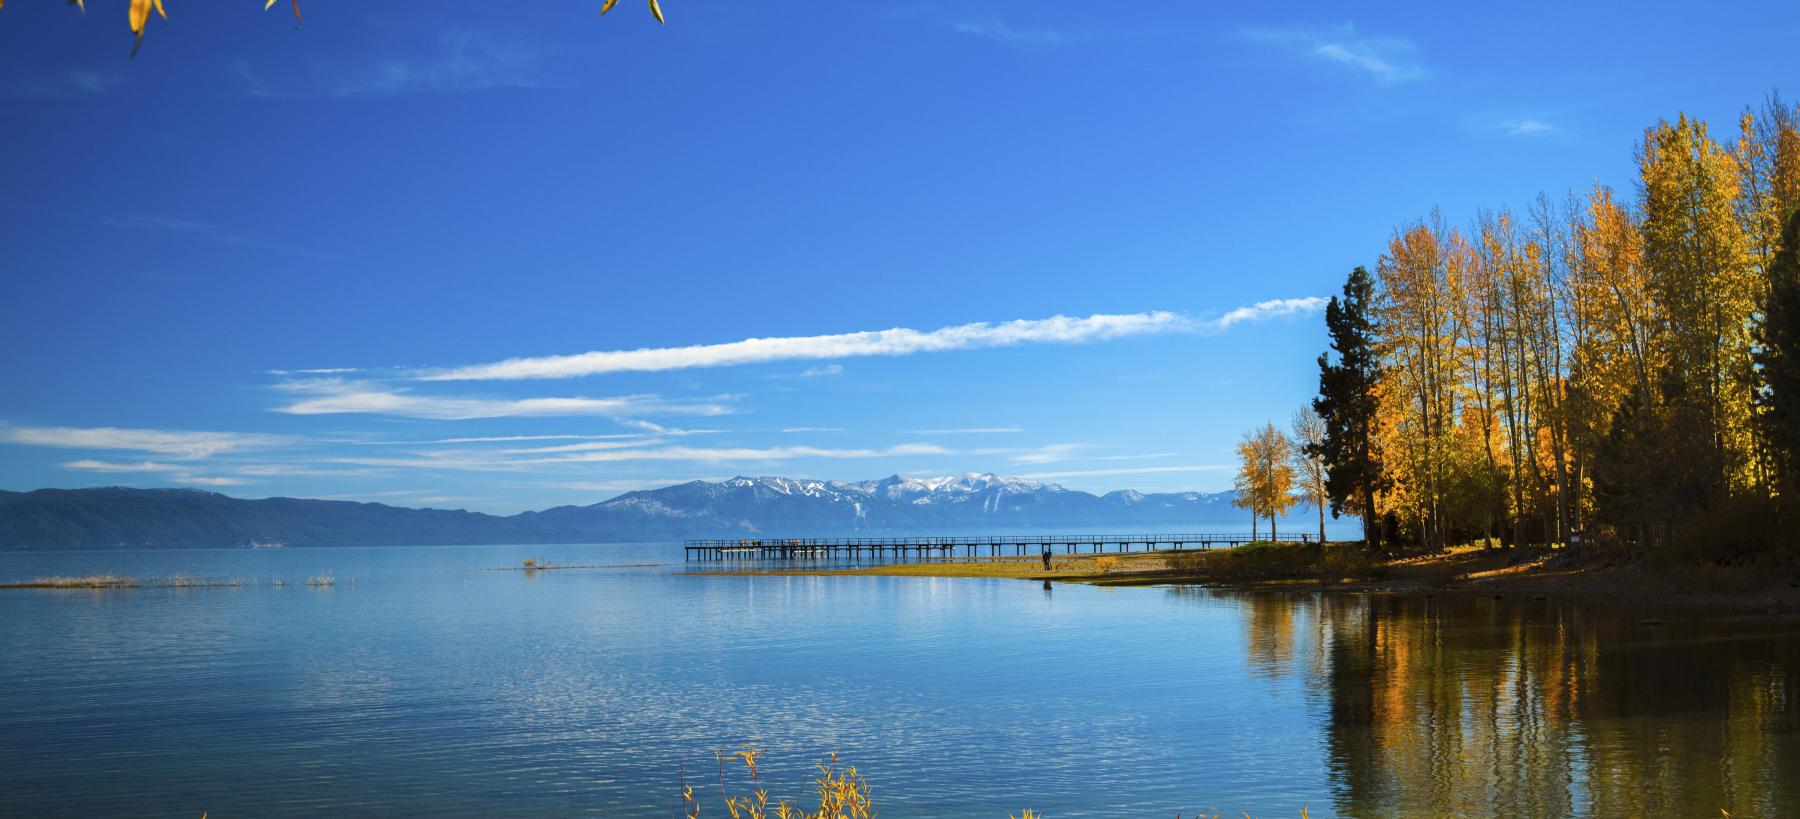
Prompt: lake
<box><xmin>3</xmin><ymin>543</ymin><xmax>1797</xmax><ymax>817</ymax></box>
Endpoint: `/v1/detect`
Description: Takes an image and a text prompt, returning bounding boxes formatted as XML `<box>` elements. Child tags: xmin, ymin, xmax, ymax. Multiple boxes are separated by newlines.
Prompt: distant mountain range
<box><xmin>0</xmin><ymin>473</ymin><xmax>1265</xmax><ymax>549</ymax></box>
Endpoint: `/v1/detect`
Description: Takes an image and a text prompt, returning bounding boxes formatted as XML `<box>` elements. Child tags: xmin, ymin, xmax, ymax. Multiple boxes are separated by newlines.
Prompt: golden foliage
<box><xmin>1234</xmin><ymin>422</ymin><xmax>1298</xmax><ymax>539</ymax></box>
<box><xmin>1350</xmin><ymin>96</ymin><xmax>1800</xmax><ymax>550</ymax></box>
<box><xmin>694</xmin><ymin>749</ymin><xmax>873</xmax><ymax>819</ymax></box>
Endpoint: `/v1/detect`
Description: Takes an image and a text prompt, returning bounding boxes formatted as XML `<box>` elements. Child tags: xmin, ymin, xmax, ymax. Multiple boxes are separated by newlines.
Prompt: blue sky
<box><xmin>2</xmin><ymin>1</ymin><xmax>1795</xmax><ymax>513</ymax></box>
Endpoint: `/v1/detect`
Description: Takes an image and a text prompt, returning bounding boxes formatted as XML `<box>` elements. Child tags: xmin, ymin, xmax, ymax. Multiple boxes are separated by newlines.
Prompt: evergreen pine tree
<box><xmin>1309</xmin><ymin>267</ymin><xmax>1388</xmax><ymax>548</ymax></box>
<box><xmin>1755</xmin><ymin>208</ymin><xmax>1800</xmax><ymax>496</ymax></box>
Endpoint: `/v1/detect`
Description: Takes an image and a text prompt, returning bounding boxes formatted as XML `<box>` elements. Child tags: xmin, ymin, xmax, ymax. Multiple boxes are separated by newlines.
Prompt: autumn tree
<box><xmin>1639</xmin><ymin>114</ymin><xmax>1756</xmax><ymax>497</ymax></box>
<box><xmin>1291</xmin><ymin>406</ymin><xmax>1330</xmax><ymax>543</ymax></box>
<box><xmin>1235</xmin><ymin>423</ymin><xmax>1298</xmax><ymax>541</ymax></box>
<box><xmin>1311</xmin><ymin>266</ymin><xmax>1388</xmax><ymax>549</ymax></box>
<box><xmin>1376</xmin><ymin>216</ymin><xmax>1463</xmax><ymax>549</ymax></box>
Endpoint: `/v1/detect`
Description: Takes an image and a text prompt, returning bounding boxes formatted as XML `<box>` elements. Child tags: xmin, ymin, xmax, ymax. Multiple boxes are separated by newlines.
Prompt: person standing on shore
<box><xmin>1042</xmin><ymin>547</ymin><xmax>1053</xmax><ymax>571</ymax></box>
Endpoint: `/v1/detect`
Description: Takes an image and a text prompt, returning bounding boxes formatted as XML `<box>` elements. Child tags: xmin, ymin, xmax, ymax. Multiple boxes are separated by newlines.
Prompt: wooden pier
<box><xmin>684</xmin><ymin>532</ymin><xmax>1310</xmax><ymax>560</ymax></box>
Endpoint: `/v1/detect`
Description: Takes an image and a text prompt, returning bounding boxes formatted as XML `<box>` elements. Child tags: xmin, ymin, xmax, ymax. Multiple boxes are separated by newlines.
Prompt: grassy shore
<box><xmin>2</xmin><ymin>575</ymin><xmax>296</xmax><ymax>590</ymax></box>
<box><xmin>699</xmin><ymin>541</ymin><xmax>1800</xmax><ymax>613</ymax></box>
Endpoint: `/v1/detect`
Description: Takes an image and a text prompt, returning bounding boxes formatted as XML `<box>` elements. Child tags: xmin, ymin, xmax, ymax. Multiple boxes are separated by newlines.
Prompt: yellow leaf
<box><xmin>69</xmin><ymin>0</ymin><xmax>87</xmax><ymax>13</ymax></box>
<box><xmin>291</xmin><ymin>0</ymin><xmax>301</xmax><ymax>24</ymax></box>
<box><xmin>128</xmin><ymin>0</ymin><xmax>150</xmax><ymax>34</ymax></box>
<box><xmin>600</xmin><ymin>0</ymin><xmax>617</xmax><ymax>15</ymax></box>
<box><xmin>264</xmin><ymin>0</ymin><xmax>275</xmax><ymax>9</ymax></box>
<box><xmin>648</xmin><ymin>0</ymin><xmax>664</xmax><ymax>24</ymax></box>
<box><xmin>152</xmin><ymin>0</ymin><xmax>165</xmax><ymax>20</ymax></box>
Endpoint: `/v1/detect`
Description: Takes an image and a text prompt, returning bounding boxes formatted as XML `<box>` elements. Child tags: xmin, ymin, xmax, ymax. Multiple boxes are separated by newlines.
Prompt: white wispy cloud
<box><xmin>4</xmin><ymin>69</ymin><xmax>124</xmax><ymax>98</ymax></box>
<box><xmin>906</xmin><ymin>427</ymin><xmax>1023</xmax><ymax>435</ymax></box>
<box><xmin>1018</xmin><ymin>464</ymin><xmax>1229</xmax><ymax>479</ymax></box>
<box><xmin>953</xmin><ymin>19</ymin><xmax>1063</xmax><ymax>45</ymax></box>
<box><xmin>171</xmin><ymin>475</ymin><xmax>252</xmax><ymax>487</ymax></box>
<box><xmin>421</xmin><ymin>312</ymin><xmax>1192</xmax><ymax>381</ymax></box>
<box><xmin>104</xmin><ymin>215</ymin><xmax>357</xmax><ymax>264</ymax></box>
<box><xmin>268</xmin><ymin>367</ymin><xmax>362</xmax><ymax>376</ymax></box>
<box><xmin>801</xmin><ymin>364</ymin><xmax>845</xmax><ymax>378</ymax></box>
<box><xmin>1241</xmin><ymin>22</ymin><xmax>1426</xmax><ymax>83</ymax></box>
<box><xmin>1499</xmin><ymin>118</ymin><xmax>1559</xmax><ymax>138</ymax></box>
<box><xmin>1005</xmin><ymin>443</ymin><xmax>1083</xmax><ymax>465</ymax></box>
<box><xmin>358</xmin><ymin>434</ymin><xmax>645</xmax><ymax>446</ymax></box>
<box><xmin>61</xmin><ymin>459</ymin><xmax>183</xmax><ymax>473</ymax></box>
<box><xmin>234</xmin><ymin>464</ymin><xmax>385</xmax><ymax>477</ymax></box>
<box><xmin>329</xmin><ymin>442</ymin><xmax>955</xmax><ymax>472</ymax></box>
<box><xmin>271</xmin><ymin>379</ymin><xmax>736</xmax><ymax>420</ymax></box>
<box><xmin>782</xmin><ymin>427</ymin><xmax>845</xmax><ymax>434</ymax></box>
<box><xmin>4</xmin><ymin>425</ymin><xmax>287</xmax><ymax>459</ymax></box>
<box><xmin>1203</xmin><ymin>297</ymin><xmax>1328</xmax><ymax>332</ymax></box>
<box><xmin>499</xmin><ymin>439</ymin><xmax>665</xmax><ymax>455</ymax></box>
<box><xmin>616</xmin><ymin>419</ymin><xmax>721</xmax><ymax>437</ymax></box>
<box><xmin>543</xmin><ymin>479</ymin><xmax>712</xmax><ymax>493</ymax></box>
<box><xmin>239</xmin><ymin>31</ymin><xmax>553</xmax><ymax>99</ymax></box>
<box><xmin>531</xmin><ymin>444</ymin><xmax>954</xmax><ymax>465</ymax></box>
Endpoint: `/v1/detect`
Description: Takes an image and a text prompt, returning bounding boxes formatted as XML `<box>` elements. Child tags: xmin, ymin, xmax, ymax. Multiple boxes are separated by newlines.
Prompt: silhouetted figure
<box><xmin>1042</xmin><ymin>547</ymin><xmax>1053</xmax><ymax>571</ymax></box>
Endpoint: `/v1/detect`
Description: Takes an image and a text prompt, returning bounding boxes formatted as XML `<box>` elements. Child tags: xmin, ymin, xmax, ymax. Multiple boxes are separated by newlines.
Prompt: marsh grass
<box><xmin>304</xmin><ymin>572</ymin><xmax>336</xmax><ymax>587</ymax></box>
<box><xmin>683</xmin><ymin>748</ymin><xmax>873</xmax><ymax>819</ymax></box>
<box><xmin>683</xmin><ymin>750</ymin><xmax>1320</xmax><ymax>818</ymax></box>
<box><xmin>162</xmin><ymin>575</ymin><xmax>252</xmax><ymax>589</ymax></box>
<box><xmin>0</xmin><ymin>573</ymin><xmax>139</xmax><ymax>589</ymax></box>
<box><xmin>0</xmin><ymin>574</ymin><xmax>262</xmax><ymax>590</ymax></box>
<box><xmin>487</xmin><ymin>556</ymin><xmax>598</xmax><ymax>572</ymax></box>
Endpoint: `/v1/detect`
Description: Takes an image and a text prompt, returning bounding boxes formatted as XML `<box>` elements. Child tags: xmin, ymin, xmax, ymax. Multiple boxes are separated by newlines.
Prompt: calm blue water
<box><xmin>3</xmin><ymin>544</ymin><xmax>1798</xmax><ymax>817</ymax></box>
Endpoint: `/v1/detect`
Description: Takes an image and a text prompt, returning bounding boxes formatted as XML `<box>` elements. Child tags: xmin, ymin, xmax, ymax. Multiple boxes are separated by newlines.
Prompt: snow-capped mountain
<box><xmin>523</xmin><ymin>472</ymin><xmax>1243</xmax><ymax>539</ymax></box>
<box><xmin>0</xmin><ymin>475</ymin><xmax>1253</xmax><ymax>548</ymax></box>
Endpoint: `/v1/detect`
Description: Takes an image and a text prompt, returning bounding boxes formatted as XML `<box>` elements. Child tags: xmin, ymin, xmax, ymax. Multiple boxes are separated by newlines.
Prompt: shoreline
<box><xmin>693</xmin><ymin>543</ymin><xmax>1800</xmax><ymax>615</ymax></box>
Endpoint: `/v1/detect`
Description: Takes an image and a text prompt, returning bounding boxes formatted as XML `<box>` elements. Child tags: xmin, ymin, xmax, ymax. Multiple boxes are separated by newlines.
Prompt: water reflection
<box><xmin>1182</xmin><ymin>589</ymin><xmax>1800</xmax><ymax>817</ymax></box>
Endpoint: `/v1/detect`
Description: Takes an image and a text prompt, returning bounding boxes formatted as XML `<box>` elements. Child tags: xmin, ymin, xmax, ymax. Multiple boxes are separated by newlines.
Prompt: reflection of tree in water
<box><xmin>1172</xmin><ymin>588</ymin><xmax>1800</xmax><ymax>816</ymax></box>
<box><xmin>1322</xmin><ymin>596</ymin><xmax>1800</xmax><ymax>817</ymax></box>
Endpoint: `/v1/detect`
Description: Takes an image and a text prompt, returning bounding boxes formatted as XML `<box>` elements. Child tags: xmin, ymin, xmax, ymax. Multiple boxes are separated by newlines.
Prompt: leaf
<box><xmin>127</xmin><ymin>0</ymin><xmax>151</xmax><ymax>57</ymax></box>
<box><xmin>291</xmin><ymin>0</ymin><xmax>300</xmax><ymax>24</ymax></box>
<box><xmin>264</xmin><ymin>0</ymin><xmax>275</xmax><ymax>9</ymax></box>
<box><xmin>128</xmin><ymin>0</ymin><xmax>150</xmax><ymax>35</ymax></box>
<box><xmin>70</xmin><ymin>0</ymin><xmax>84</xmax><ymax>14</ymax></box>
<box><xmin>600</xmin><ymin>0</ymin><xmax>617</xmax><ymax>15</ymax></box>
<box><xmin>648</xmin><ymin>0</ymin><xmax>663</xmax><ymax>24</ymax></box>
<box><xmin>152</xmin><ymin>0</ymin><xmax>165</xmax><ymax>20</ymax></box>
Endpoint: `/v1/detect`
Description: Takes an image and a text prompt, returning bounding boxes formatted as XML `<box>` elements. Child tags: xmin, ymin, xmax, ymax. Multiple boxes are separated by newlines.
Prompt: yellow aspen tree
<box><xmin>1640</xmin><ymin>114</ymin><xmax>1756</xmax><ymax>494</ymax></box>
<box><xmin>1476</xmin><ymin>211</ymin><xmax>1542</xmax><ymax>545</ymax></box>
<box><xmin>1529</xmin><ymin>193</ymin><xmax>1576</xmax><ymax>544</ymax></box>
<box><xmin>1235</xmin><ymin>423</ymin><xmax>1298</xmax><ymax>541</ymax></box>
<box><xmin>1574</xmin><ymin>186</ymin><xmax>1659</xmax><ymax>405</ymax></box>
<box><xmin>1377</xmin><ymin>215</ymin><xmax>1463</xmax><ymax>548</ymax></box>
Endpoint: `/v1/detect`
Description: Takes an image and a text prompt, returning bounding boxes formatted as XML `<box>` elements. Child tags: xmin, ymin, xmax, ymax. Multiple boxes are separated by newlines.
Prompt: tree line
<box><xmin>1248</xmin><ymin>93</ymin><xmax>1800</xmax><ymax>557</ymax></box>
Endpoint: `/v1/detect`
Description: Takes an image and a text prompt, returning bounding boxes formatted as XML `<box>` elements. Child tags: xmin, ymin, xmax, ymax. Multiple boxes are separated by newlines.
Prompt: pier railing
<box><xmin>683</xmin><ymin>532</ymin><xmax>1310</xmax><ymax>560</ymax></box>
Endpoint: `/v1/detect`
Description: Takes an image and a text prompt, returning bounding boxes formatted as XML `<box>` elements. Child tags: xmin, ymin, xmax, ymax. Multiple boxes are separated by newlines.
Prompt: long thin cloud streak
<box><xmin>1019</xmin><ymin>465</ymin><xmax>1229</xmax><ymax>479</ymax></box>
<box><xmin>270</xmin><ymin>380</ymin><xmax>735</xmax><ymax>420</ymax></box>
<box><xmin>1205</xmin><ymin>297</ymin><xmax>1328</xmax><ymax>331</ymax></box>
<box><xmin>2</xmin><ymin>425</ymin><xmax>286</xmax><ymax>459</ymax></box>
<box><xmin>419</xmin><ymin>311</ymin><xmax>1192</xmax><ymax>381</ymax></box>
